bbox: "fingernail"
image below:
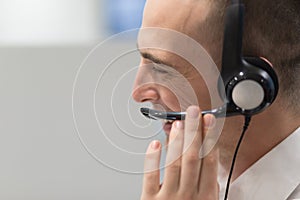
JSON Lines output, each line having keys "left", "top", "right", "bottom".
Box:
{"left": 204, "top": 114, "right": 216, "bottom": 128}
{"left": 187, "top": 106, "right": 200, "bottom": 119}
{"left": 151, "top": 140, "right": 160, "bottom": 149}
{"left": 174, "top": 121, "right": 183, "bottom": 129}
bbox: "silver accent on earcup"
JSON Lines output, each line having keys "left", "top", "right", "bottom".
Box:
{"left": 232, "top": 80, "right": 264, "bottom": 110}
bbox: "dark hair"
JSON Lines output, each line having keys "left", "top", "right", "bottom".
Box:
{"left": 213, "top": 0, "right": 300, "bottom": 113}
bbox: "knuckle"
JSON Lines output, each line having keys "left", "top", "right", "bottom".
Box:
{"left": 204, "top": 154, "right": 217, "bottom": 165}
{"left": 185, "top": 125, "right": 199, "bottom": 134}
{"left": 145, "top": 172, "right": 158, "bottom": 182}
{"left": 166, "top": 162, "right": 181, "bottom": 172}
{"left": 185, "top": 152, "right": 200, "bottom": 164}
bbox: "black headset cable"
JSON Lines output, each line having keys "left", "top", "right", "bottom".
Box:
{"left": 223, "top": 116, "right": 251, "bottom": 200}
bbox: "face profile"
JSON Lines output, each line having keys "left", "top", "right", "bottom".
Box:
{"left": 134, "top": 0, "right": 300, "bottom": 200}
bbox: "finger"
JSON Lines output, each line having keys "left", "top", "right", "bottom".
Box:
{"left": 142, "top": 140, "right": 162, "bottom": 196}
{"left": 162, "top": 120, "right": 184, "bottom": 192}
{"left": 199, "top": 114, "right": 217, "bottom": 159}
{"left": 180, "top": 106, "right": 202, "bottom": 192}
{"left": 198, "top": 114, "right": 219, "bottom": 198}
{"left": 198, "top": 148, "right": 219, "bottom": 197}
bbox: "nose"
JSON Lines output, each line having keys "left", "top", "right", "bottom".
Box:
{"left": 132, "top": 62, "right": 159, "bottom": 103}
{"left": 132, "top": 85, "right": 159, "bottom": 103}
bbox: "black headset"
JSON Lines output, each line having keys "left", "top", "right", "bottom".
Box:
{"left": 218, "top": 0, "right": 278, "bottom": 117}
{"left": 219, "top": 3, "right": 280, "bottom": 199}
{"left": 140, "top": 1, "right": 280, "bottom": 199}
{"left": 141, "top": 0, "right": 279, "bottom": 120}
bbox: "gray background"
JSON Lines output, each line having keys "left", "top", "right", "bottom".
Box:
{"left": 0, "top": 45, "right": 165, "bottom": 199}
{"left": 0, "top": 1, "right": 168, "bottom": 199}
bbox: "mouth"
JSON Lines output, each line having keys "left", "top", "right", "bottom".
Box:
{"left": 140, "top": 107, "right": 179, "bottom": 134}
{"left": 162, "top": 119, "right": 175, "bottom": 135}
{"left": 164, "top": 119, "right": 175, "bottom": 123}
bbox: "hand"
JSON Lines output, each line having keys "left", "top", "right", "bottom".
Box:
{"left": 141, "top": 106, "right": 219, "bottom": 200}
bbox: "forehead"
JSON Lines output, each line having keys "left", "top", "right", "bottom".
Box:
{"left": 138, "top": 0, "right": 217, "bottom": 66}
{"left": 141, "top": 0, "right": 212, "bottom": 34}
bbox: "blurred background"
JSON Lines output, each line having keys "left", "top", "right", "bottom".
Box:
{"left": 0, "top": 0, "right": 166, "bottom": 199}
{"left": 0, "top": 0, "right": 146, "bottom": 45}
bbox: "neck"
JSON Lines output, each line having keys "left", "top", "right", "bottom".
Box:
{"left": 218, "top": 97, "right": 300, "bottom": 181}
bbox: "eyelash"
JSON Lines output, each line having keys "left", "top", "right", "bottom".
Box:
{"left": 152, "top": 64, "right": 169, "bottom": 74}
{"left": 152, "top": 67, "right": 168, "bottom": 74}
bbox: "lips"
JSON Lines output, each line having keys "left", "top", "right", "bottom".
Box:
{"left": 151, "top": 105, "right": 176, "bottom": 134}
{"left": 163, "top": 119, "right": 175, "bottom": 135}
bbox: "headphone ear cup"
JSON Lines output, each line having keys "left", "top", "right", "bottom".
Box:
{"left": 244, "top": 57, "right": 279, "bottom": 94}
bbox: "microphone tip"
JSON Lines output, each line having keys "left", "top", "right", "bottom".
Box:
{"left": 140, "top": 107, "right": 149, "bottom": 114}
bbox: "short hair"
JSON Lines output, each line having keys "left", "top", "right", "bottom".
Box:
{"left": 211, "top": 0, "right": 300, "bottom": 114}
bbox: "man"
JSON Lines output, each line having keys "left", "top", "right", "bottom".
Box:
{"left": 132, "top": 0, "right": 300, "bottom": 199}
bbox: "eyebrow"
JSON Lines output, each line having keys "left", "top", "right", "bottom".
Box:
{"left": 137, "top": 43, "right": 175, "bottom": 67}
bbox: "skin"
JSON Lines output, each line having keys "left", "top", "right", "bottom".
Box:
{"left": 132, "top": 0, "right": 300, "bottom": 199}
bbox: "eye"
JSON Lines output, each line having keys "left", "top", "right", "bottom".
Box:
{"left": 152, "top": 64, "right": 169, "bottom": 74}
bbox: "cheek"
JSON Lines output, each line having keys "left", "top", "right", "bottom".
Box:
{"left": 191, "top": 78, "right": 212, "bottom": 109}
{"left": 189, "top": 72, "right": 223, "bottom": 110}
{"left": 159, "top": 88, "right": 182, "bottom": 111}
{"left": 154, "top": 69, "right": 221, "bottom": 111}
{"left": 155, "top": 76, "right": 213, "bottom": 111}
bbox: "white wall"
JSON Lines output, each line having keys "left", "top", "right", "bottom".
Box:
{"left": 0, "top": 45, "right": 160, "bottom": 200}
{"left": 0, "top": 1, "right": 163, "bottom": 199}
{"left": 0, "top": 0, "right": 102, "bottom": 45}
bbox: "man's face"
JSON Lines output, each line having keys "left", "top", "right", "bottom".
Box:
{"left": 132, "top": 0, "right": 223, "bottom": 136}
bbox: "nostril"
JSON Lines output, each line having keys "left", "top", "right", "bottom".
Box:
{"left": 141, "top": 98, "right": 153, "bottom": 103}
{"left": 132, "top": 87, "right": 159, "bottom": 103}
